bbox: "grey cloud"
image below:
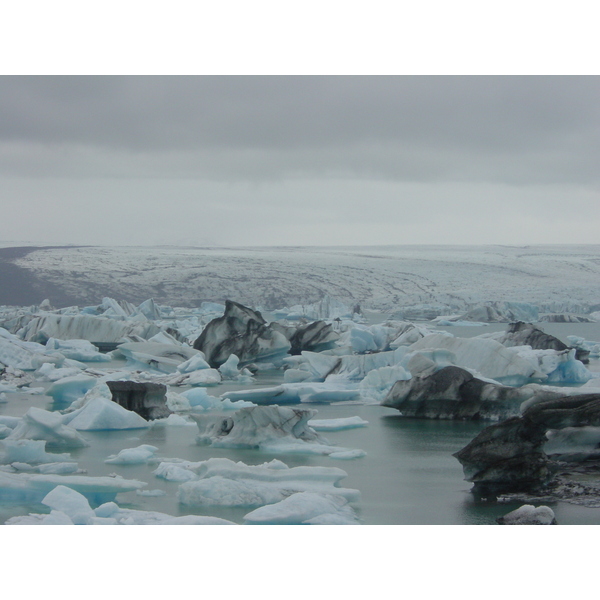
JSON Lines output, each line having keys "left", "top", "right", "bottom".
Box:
{"left": 0, "top": 76, "right": 598, "bottom": 149}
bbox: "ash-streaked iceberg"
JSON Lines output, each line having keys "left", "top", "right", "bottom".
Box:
{"left": 193, "top": 300, "right": 291, "bottom": 368}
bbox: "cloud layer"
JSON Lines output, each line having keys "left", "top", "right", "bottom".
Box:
{"left": 1, "top": 76, "right": 599, "bottom": 246}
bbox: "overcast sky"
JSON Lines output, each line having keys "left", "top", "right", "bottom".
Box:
{"left": 1, "top": 75, "right": 599, "bottom": 247}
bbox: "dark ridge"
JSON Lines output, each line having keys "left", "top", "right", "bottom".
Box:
{"left": 0, "top": 245, "right": 89, "bottom": 307}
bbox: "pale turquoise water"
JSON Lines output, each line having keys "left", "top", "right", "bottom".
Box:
{"left": 2, "top": 321, "right": 600, "bottom": 525}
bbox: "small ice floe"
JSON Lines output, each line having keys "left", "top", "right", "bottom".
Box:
{"left": 176, "top": 456, "right": 360, "bottom": 508}
{"left": 243, "top": 491, "right": 360, "bottom": 525}
{"left": 104, "top": 444, "right": 159, "bottom": 465}
{"left": 308, "top": 416, "right": 369, "bottom": 431}
{"left": 497, "top": 504, "right": 557, "bottom": 525}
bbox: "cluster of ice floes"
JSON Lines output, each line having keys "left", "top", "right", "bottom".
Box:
{"left": 4, "top": 485, "right": 235, "bottom": 525}
{"left": 2, "top": 293, "right": 599, "bottom": 525}
{"left": 6, "top": 480, "right": 359, "bottom": 525}
{"left": 0, "top": 471, "right": 146, "bottom": 506}
{"left": 159, "top": 456, "right": 360, "bottom": 506}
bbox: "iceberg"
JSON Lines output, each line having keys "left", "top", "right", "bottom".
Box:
{"left": 272, "top": 295, "right": 357, "bottom": 321}
{"left": 62, "top": 397, "right": 150, "bottom": 431}
{"left": 117, "top": 342, "right": 201, "bottom": 374}
{"left": 18, "top": 313, "right": 161, "bottom": 344}
{"left": 409, "top": 333, "right": 549, "bottom": 385}
{"left": 496, "top": 504, "right": 557, "bottom": 525}
{"left": 46, "top": 374, "right": 98, "bottom": 404}
{"left": 382, "top": 366, "right": 563, "bottom": 420}
{"left": 177, "top": 457, "right": 360, "bottom": 508}
{"left": 193, "top": 300, "right": 291, "bottom": 368}
{"left": 0, "top": 471, "right": 146, "bottom": 505}
{"left": 308, "top": 416, "right": 369, "bottom": 431}
{"left": 181, "top": 388, "right": 255, "bottom": 411}
{"left": 1, "top": 439, "right": 72, "bottom": 465}
{"left": 0, "top": 328, "right": 64, "bottom": 371}
{"left": 243, "top": 491, "right": 360, "bottom": 525}
{"left": 287, "top": 321, "right": 340, "bottom": 355}
{"left": 7, "top": 407, "right": 90, "bottom": 449}
{"left": 45, "top": 338, "right": 111, "bottom": 362}
{"left": 6, "top": 485, "right": 235, "bottom": 525}
{"left": 218, "top": 354, "right": 254, "bottom": 383}
{"left": 221, "top": 381, "right": 361, "bottom": 405}
{"left": 459, "top": 302, "right": 539, "bottom": 323}
{"left": 193, "top": 405, "right": 328, "bottom": 449}
{"left": 104, "top": 444, "right": 158, "bottom": 465}
{"left": 105, "top": 380, "right": 170, "bottom": 420}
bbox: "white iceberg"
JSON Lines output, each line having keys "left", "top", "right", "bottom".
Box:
{"left": 243, "top": 491, "right": 360, "bottom": 525}
{"left": 104, "top": 444, "right": 159, "bottom": 465}
{"left": 7, "top": 407, "right": 90, "bottom": 449}
{"left": 0, "top": 470, "right": 146, "bottom": 505}
{"left": 46, "top": 374, "right": 98, "bottom": 404}
{"left": 117, "top": 342, "right": 202, "bottom": 374}
{"left": 45, "top": 338, "right": 111, "bottom": 362}
{"left": 177, "top": 457, "right": 360, "bottom": 508}
{"left": 1, "top": 439, "right": 72, "bottom": 465}
{"left": 497, "top": 504, "right": 556, "bottom": 525}
{"left": 62, "top": 397, "right": 150, "bottom": 431}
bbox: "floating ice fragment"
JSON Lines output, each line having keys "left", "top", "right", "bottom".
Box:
{"left": 497, "top": 504, "right": 557, "bottom": 525}
{"left": 308, "top": 416, "right": 369, "bottom": 431}
{"left": 62, "top": 397, "right": 149, "bottom": 431}
{"left": 243, "top": 491, "right": 360, "bottom": 525}
{"left": 104, "top": 444, "right": 158, "bottom": 465}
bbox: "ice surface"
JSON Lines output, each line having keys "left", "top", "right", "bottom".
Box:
{"left": 18, "top": 313, "right": 161, "bottom": 344}
{"left": 181, "top": 388, "right": 255, "bottom": 411}
{"left": 35, "top": 363, "right": 85, "bottom": 382}
{"left": 1, "top": 439, "right": 71, "bottom": 464}
{"left": 544, "top": 426, "right": 600, "bottom": 457}
{"left": 5, "top": 485, "right": 234, "bottom": 525}
{"left": 409, "top": 333, "right": 549, "bottom": 384}
{"left": 567, "top": 335, "right": 600, "bottom": 358}
{"left": 221, "top": 382, "right": 361, "bottom": 405}
{"left": 9, "top": 246, "right": 600, "bottom": 321}
{"left": 7, "top": 407, "right": 90, "bottom": 449}
{"left": 62, "top": 397, "right": 150, "bottom": 431}
{"left": 117, "top": 342, "right": 201, "bottom": 374}
{"left": 497, "top": 504, "right": 556, "bottom": 525}
{"left": 308, "top": 416, "right": 369, "bottom": 431}
{"left": 272, "top": 295, "right": 355, "bottom": 321}
{"left": 193, "top": 405, "right": 327, "bottom": 449}
{"left": 243, "top": 491, "right": 360, "bottom": 525}
{"left": 218, "top": 354, "right": 254, "bottom": 383}
{"left": 45, "top": 338, "right": 111, "bottom": 362}
{"left": 46, "top": 374, "right": 98, "bottom": 404}
{"left": 0, "top": 470, "right": 146, "bottom": 505}
{"left": 104, "top": 444, "right": 158, "bottom": 465}
{"left": 176, "top": 353, "right": 211, "bottom": 373}
{"left": 176, "top": 457, "right": 360, "bottom": 508}
{"left": 0, "top": 329, "right": 63, "bottom": 371}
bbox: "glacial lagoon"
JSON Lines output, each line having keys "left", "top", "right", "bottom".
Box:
{"left": 2, "top": 320, "right": 600, "bottom": 525}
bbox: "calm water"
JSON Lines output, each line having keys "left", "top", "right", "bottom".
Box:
{"left": 2, "top": 320, "right": 600, "bottom": 525}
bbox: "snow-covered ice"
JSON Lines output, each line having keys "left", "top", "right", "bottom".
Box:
{"left": 243, "top": 491, "right": 360, "bottom": 525}
{"left": 176, "top": 457, "right": 360, "bottom": 508}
